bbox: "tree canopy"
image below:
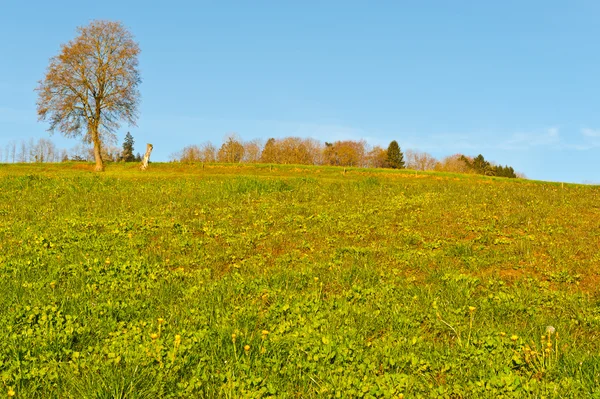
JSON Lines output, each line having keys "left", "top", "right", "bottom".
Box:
{"left": 36, "top": 20, "right": 141, "bottom": 171}
{"left": 386, "top": 140, "right": 405, "bottom": 169}
{"left": 122, "top": 132, "right": 135, "bottom": 162}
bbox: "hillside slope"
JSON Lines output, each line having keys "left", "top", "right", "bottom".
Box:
{"left": 1, "top": 163, "right": 599, "bottom": 397}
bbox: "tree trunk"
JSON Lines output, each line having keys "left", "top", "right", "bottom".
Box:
{"left": 140, "top": 143, "right": 153, "bottom": 170}
{"left": 91, "top": 131, "right": 104, "bottom": 172}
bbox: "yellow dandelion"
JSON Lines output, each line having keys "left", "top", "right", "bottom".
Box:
{"left": 468, "top": 306, "right": 476, "bottom": 313}
{"left": 244, "top": 345, "right": 250, "bottom": 351}
{"left": 510, "top": 335, "right": 518, "bottom": 342}
{"left": 8, "top": 388, "right": 15, "bottom": 397}
{"left": 157, "top": 318, "right": 165, "bottom": 325}
{"left": 150, "top": 333, "right": 158, "bottom": 340}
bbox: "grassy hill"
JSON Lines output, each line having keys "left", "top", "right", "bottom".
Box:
{"left": 1, "top": 163, "right": 599, "bottom": 397}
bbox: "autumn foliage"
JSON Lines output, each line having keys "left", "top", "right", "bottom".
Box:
{"left": 36, "top": 20, "right": 141, "bottom": 172}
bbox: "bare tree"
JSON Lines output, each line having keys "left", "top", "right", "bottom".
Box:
{"left": 17, "top": 141, "right": 28, "bottom": 163}
{"left": 199, "top": 142, "right": 217, "bottom": 163}
{"left": 405, "top": 149, "right": 437, "bottom": 171}
{"left": 242, "top": 139, "right": 263, "bottom": 163}
{"left": 8, "top": 141, "right": 16, "bottom": 163}
{"left": 177, "top": 145, "right": 201, "bottom": 163}
{"left": 69, "top": 143, "right": 93, "bottom": 161}
{"left": 36, "top": 20, "right": 141, "bottom": 171}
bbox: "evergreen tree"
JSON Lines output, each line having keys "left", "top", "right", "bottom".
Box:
{"left": 122, "top": 132, "right": 135, "bottom": 162}
{"left": 386, "top": 140, "right": 405, "bottom": 169}
{"left": 135, "top": 152, "right": 142, "bottom": 162}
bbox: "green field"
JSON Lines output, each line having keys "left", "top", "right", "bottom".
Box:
{"left": 1, "top": 163, "right": 599, "bottom": 398}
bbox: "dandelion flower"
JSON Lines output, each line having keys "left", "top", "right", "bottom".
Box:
{"left": 8, "top": 389, "right": 15, "bottom": 397}
{"left": 157, "top": 318, "right": 165, "bottom": 325}
{"left": 468, "top": 306, "right": 476, "bottom": 313}
{"left": 244, "top": 345, "right": 250, "bottom": 351}
{"left": 150, "top": 333, "right": 158, "bottom": 340}
{"left": 510, "top": 335, "right": 518, "bottom": 342}
{"left": 546, "top": 325, "right": 556, "bottom": 335}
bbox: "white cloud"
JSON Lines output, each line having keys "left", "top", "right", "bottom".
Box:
{"left": 582, "top": 128, "right": 600, "bottom": 138}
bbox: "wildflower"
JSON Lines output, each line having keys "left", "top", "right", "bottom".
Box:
{"left": 314, "top": 277, "right": 319, "bottom": 282}
{"left": 232, "top": 333, "right": 237, "bottom": 341}
{"left": 49, "top": 281, "right": 56, "bottom": 289}
{"left": 175, "top": 334, "right": 181, "bottom": 344}
{"left": 150, "top": 333, "right": 158, "bottom": 340}
{"left": 157, "top": 318, "right": 165, "bottom": 325}
{"left": 468, "top": 306, "right": 476, "bottom": 313}
{"left": 8, "top": 388, "right": 15, "bottom": 397}
{"left": 500, "top": 332, "right": 506, "bottom": 337}
{"left": 244, "top": 345, "right": 250, "bottom": 352}
{"left": 510, "top": 335, "right": 518, "bottom": 342}
{"left": 546, "top": 325, "right": 556, "bottom": 335}
{"left": 261, "top": 330, "right": 269, "bottom": 336}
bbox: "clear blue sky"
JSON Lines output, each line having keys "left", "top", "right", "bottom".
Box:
{"left": 1, "top": 1, "right": 599, "bottom": 183}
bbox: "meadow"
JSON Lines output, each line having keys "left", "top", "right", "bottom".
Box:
{"left": 0, "top": 162, "right": 599, "bottom": 398}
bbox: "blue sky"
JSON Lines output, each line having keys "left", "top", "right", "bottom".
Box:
{"left": 1, "top": 1, "right": 599, "bottom": 183}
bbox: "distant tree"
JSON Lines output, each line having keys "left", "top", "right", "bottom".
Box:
{"left": 457, "top": 154, "right": 518, "bottom": 178}
{"left": 491, "top": 164, "right": 517, "bottom": 178}
{"left": 260, "top": 138, "right": 278, "bottom": 163}
{"left": 435, "top": 154, "right": 472, "bottom": 173}
{"left": 199, "top": 142, "right": 217, "bottom": 163}
{"left": 386, "top": 140, "right": 405, "bottom": 169}
{"left": 217, "top": 134, "right": 245, "bottom": 163}
{"left": 135, "top": 152, "right": 142, "bottom": 162}
{"left": 17, "top": 141, "right": 28, "bottom": 163}
{"left": 366, "top": 145, "right": 387, "bottom": 168}
{"left": 60, "top": 149, "right": 69, "bottom": 162}
{"left": 278, "top": 137, "right": 313, "bottom": 165}
{"left": 178, "top": 145, "right": 201, "bottom": 163}
{"left": 122, "top": 132, "right": 136, "bottom": 162}
{"left": 36, "top": 20, "right": 141, "bottom": 172}
{"left": 261, "top": 138, "right": 278, "bottom": 163}
{"left": 242, "top": 139, "right": 263, "bottom": 163}
{"left": 405, "top": 149, "right": 437, "bottom": 171}
{"left": 323, "top": 140, "right": 366, "bottom": 167}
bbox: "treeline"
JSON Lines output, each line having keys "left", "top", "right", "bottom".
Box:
{"left": 171, "top": 134, "right": 521, "bottom": 178}
{"left": 0, "top": 132, "right": 142, "bottom": 164}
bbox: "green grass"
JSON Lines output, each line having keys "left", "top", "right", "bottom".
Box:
{"left": 1, "top": 162, "right": 599, "bottom": 398}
